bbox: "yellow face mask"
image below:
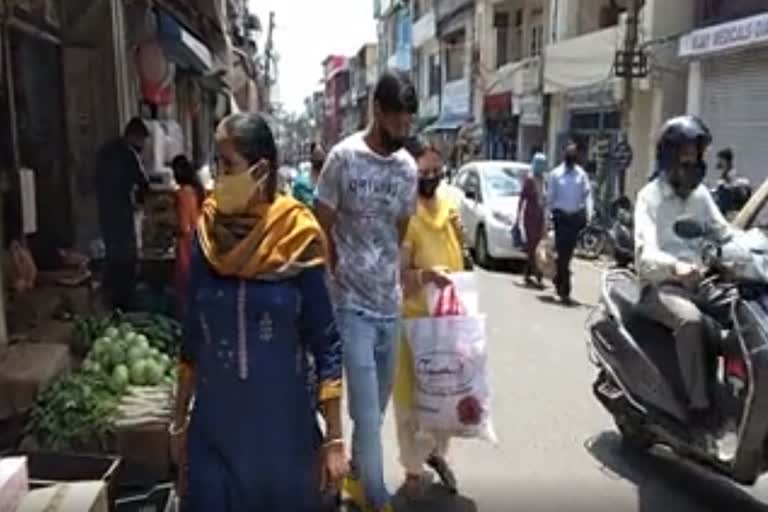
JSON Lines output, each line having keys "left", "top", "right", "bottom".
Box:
{"left": 213, "top": 163, "right": 269, "bottom": 215}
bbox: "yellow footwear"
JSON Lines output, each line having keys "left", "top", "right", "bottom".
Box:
{"left": 342, "top": 475, "right": 369, "bottom": 511}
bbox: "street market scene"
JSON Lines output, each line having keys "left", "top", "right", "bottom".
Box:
{"left": 2, "top": 0, "right": 768, "bottom": 511}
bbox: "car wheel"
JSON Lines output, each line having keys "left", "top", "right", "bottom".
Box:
{"left": 475, "top": 227, "right": 494, "bottom": 269}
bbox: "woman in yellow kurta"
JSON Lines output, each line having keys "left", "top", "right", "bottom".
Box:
{"left": 395, "top": 137, "right": 464, "bottom": 500}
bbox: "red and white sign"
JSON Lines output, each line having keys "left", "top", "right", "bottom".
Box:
{"left": 136, "top": 41, "right": 175, "bottom": 106}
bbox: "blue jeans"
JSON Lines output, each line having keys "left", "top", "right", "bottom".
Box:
{"left": 337, "top": 307, "right": 399, "bottom": 509}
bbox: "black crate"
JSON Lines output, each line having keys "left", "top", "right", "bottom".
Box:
{"left": 114, "top": 484, "right": 175, "bottom": 512}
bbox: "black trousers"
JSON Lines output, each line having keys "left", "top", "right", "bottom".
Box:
{"left": 101, "top": 217, "right": 138, "bottom": 311}
{"left": 552, "top": 209, "right": 587, "bottom": 299}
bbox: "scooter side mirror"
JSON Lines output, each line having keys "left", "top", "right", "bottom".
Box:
{"left": 674, "top": 217, "right": 706, "bottom": 239}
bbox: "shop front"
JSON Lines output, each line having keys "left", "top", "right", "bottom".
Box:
{"left": 483, "top": 92, "right": 517, "bottom": 161}
{"left": 681, "top": 11, "right": 768, "bottom": 185}
{"left": 425, "top": 78, "right": 472, "bottom": 172}
{"left": 559, "top": 84, "right": 621, "bottom": 177}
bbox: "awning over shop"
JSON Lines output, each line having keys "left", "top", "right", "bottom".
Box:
{"left": 157, "top": 11, "right": 213, "bottom": 72}
{"left": 424, "top": 112, "right": 471, "bottom": 133}
{"left": 415, "top": 116, "right": 438, "bottom": 133}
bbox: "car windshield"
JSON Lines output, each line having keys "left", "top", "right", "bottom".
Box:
{"left": 483, "top": 166, "right": 524, "bottom": 197}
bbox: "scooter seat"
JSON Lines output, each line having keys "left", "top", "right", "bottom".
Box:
{"left": 602, "top": 272, "right": 689, "bottom": 411}
{"left": 607, "top": 277, "right": 641, "bottom": 320}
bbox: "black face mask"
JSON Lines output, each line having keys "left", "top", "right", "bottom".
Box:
{"left": 311, "top": 160, "right": 324, "bottom": 172}
{"left": 668, "top": 162, "right": 702, "bottom": 199}
{"left": 564, "top": 155, "right": 576, "bottom": 166}
{"left": 418, "top": 176, "right": 441, "bottom": 198}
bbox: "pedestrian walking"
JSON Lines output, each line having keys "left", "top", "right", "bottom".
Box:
{"left": 393, "top": 136, "right": 461, "bottom": 501}
{"left": 94, "top": 117, "right": 150, "bottom": 310}
{"left": 315, "top": 69, "right": 419, "bottom": 512}
{"left": 293, "top": 142, "right": 326, "bottom": 208}
{"left": 171, "top": 155, "right": 204, "bottom": 318}
{"left": 517, "top": 151, "right": 548, "bottom": 288}
{"left": 170, "top": 112, "right": 347, "bottom": 512}
{"left": 547, "top": 140, "right": 592, "bottom": 305}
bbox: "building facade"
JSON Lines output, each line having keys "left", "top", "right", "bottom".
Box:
{"left": 322, "top": 55, "right": 350, "bottom": 146}
{"left": 681, "top": 0, "right": 768, "bottom": 186}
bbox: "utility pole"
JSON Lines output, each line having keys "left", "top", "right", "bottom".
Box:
{"left": 264, "top": 11, "right": 276, "bottom": 113}
{"left": 618, "top": 0, "right": 642, "bottom": 196}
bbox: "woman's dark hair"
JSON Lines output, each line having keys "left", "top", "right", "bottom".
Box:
{"left": 403, "top": 136, "right": 441, "bottom": 160}
{"left": 373, "top": 70, "right": 418, "bottom": 114}
{"left": 222, "top": 113, "right": 279, "bottom": 200}
{"left": 172, "top": 155, "right": 205, "bottom": 205}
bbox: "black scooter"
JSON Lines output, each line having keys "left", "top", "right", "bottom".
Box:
{"left": 587, "top": 218, "right": 768, "bottom": 485}
{"left": 609, "top": 202, "right": 634, "bottom": 269}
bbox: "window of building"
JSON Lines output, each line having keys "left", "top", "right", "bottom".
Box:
{"left": 494, "top": 9, "right": 510, "bottom": 68}
{"left": 413, "top": 0, "right": 431, "bottom": 21}
{"left": 445, "top": 30, "right": 466, "bottom": 82}
{"left": 428, "top": 53, "right": 441, "bottom": 96}
{"left": 514, "top": 9, "right": 524, "bottom": 61}
{"left": 529, "top": 9, "right": 544, "bottom": 57}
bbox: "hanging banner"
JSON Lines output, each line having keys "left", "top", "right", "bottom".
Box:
{"left": 136, "top": 41, "right": 176, "bottom": 106}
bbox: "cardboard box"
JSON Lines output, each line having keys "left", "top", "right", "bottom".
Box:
{"left": 17, "top": 481, "right": 108, "bottom": 512}
{"left": 0, "top": 456, "right": 29, "bottom": 512}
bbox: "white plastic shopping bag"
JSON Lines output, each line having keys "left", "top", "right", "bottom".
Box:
{"left": 404, "top": 275, "right": 497, "bottom": 443}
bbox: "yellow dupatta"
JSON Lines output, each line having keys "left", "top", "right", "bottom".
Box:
{"left": 197, "top": 194, "right": 328, "bottom": 280}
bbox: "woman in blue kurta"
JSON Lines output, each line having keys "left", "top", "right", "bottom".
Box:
{"left": 169, "top": 113, "right": 347, "bottom": 512}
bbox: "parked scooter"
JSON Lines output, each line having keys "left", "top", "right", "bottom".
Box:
{"left": 608, "top": 198, "right": 634, "bottom": 269}
{"left": 587, "top": 217, "right": 768, "bottom": 485}
{"left": 713, "top": 178, "right": 753, "bottom": 219}
{"left": 578, "top": 197, "right": 634, "bottom": 264}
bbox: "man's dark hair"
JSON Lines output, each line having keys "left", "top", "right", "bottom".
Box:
{"left": 717, "top": 148, "right": 733, "bottom": 164}
{"left": 373, "top": 69, "right": 418, "bottom": 114}
{"left": 124, "top": 117, "right": 150, "bottom": 138}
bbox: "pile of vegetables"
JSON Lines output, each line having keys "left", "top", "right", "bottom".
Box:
{"left": 27, "top": 372, "right": 120, "bottom": 451}
{"left": 83, "top": 323, "right": 176, "bottom": 390}
{"left": 28, "top": 312, "right": 182, "bottom": 451}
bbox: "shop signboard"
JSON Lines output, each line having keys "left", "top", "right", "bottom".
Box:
{"left": 564, "top": 84, "right": 615, "bottom": 110}
{"left": 520, "top": 94, "right": 543, "bottom": 126}
{"left": 680, "top": 12, "right": 768, "bottom": 58}
{"left": 442, "top": 79, "right": 470, "bottom": 116}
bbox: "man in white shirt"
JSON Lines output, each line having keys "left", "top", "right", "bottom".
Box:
{"left": 548, "top": 140, "right": 592, "bottom": 304}
{"left": 635, "top": 116, "right": 731, "bottom": 423}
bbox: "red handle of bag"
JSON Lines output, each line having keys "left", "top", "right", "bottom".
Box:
{"left": 433, "top": 285, "right": 465, "bottom": 317}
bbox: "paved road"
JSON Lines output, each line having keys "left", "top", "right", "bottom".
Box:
{"left": 364, "top": 263, "right": 768, "bottom": 512}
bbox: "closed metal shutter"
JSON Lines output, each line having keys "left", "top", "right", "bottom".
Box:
{"left": 701, "top": 47, "right": 768, "bottom": 186}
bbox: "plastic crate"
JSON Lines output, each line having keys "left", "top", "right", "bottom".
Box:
{"left": 114, "top": 484, "right": 175, "bottom": 512}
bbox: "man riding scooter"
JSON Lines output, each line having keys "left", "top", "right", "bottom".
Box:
{"left": 634, "top": 116, "right": 732, "bottom": 437}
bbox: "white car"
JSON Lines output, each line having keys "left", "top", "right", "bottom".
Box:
{"left": 447, "top": 160, "right": 531, "bottom": 267}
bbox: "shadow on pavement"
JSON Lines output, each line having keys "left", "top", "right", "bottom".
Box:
{"left": 391, "top": 484, "right": 478, "bottom": 512}
{"left": 342, "top": 486, "right": 477, "bottom": 512}
{"left": 535, "top": 294, "right": 594, "bottom": 309}
{"left": 586, "top": 431, "right": 768, "bottom": 512}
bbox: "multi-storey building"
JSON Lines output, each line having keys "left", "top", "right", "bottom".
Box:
{"left": 477, "top": 0, "right": 548, "bottom": 160}
{"left": 353, "top": 43, "right": 380, "bottom": 131}
{"left": 322, "top": 55, "right": 350, "bottom": 146}
{"left": 545, "top": 0, "right": 698, "bottom": 196}
{"left": 412, "top": 0, "right": 441, "bottom": 131}
{"left": 681, "top": 0, "right": 768, "bottom": 186}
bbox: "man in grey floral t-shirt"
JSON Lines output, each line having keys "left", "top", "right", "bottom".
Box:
{"left": 316, "top": 69, "right": 418, "bottom": 512}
